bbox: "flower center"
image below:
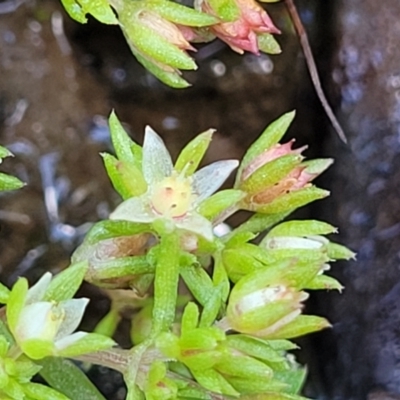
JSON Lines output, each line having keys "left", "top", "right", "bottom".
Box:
{"left": 151, "top": 175, "right": 193, "bottom": 218}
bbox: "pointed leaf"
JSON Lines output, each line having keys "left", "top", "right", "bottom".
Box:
{"left": 44, "top": 261, "right": 88, "bottom": 302}
{"left": 207, "top": 0, "right": 240, "bottom": 21}
{"left": 326, "top": 242, "right": 356, "bottom": 260}
{"left": 306, "top": 274, "right": 344, "bottom": 291}
{"left": 258, "top": 33, "right": 281, "bottom": 54}
{"left": 124, "top": 22, "right": 196, "bottom": 70}
{"left": 239, "top": 112, "right": 296, "bottom": 179}
{"left": 263, "top": 315, "right": 331, "bottom": 339}
{"left": 133, "top": 49, "right": 190, "bottom": 88}
{"left": 78, "top": 0, "right": 118, "bottom": 24}
{"left": 102, "top": 153, "right": 147, "bottom": 199}
{"left": 267, "top": 220, "right": 337, "bottom": 237}
{"left": 39, "top": 357, "right": 106, "bottom": 400}
{"left": 22, "top": 382, "right": 70, "bottom": 400}
{"left": 7, "top": 278, "right": 28, "bottom": 334}
{"left": 60, "top": 0, "right": 87, "bottom": 23}
{"left": 198, "top": 189, "right": 245, "bottom": 221}
{"left": 255, "top": 187, "right": 330, "bottom": 214}
{"left": 0, "top": 172, "right": 25, "bottom": 191}
{"left": 56, "top": 333, "right": 115, "bottom": 358}
{"left": 108, "top": 111, "right": 142, "bottom": 167}
{"left": 146, "top": 0, "right": 218, "bottom": 26}
{"left": 240, "top": 154, "right": 302, "bottom": 195}
{"left": 0, "top": 282, "right": 10, "bottom": 304}
{"left": 175, "top": 130, "right": 214, "bottom": 175}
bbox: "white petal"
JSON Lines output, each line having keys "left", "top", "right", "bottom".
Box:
{"left": 55, "top": 298, "right": 89, "bottom": 340}
{"left": 26, "top": 273, "right": 52, "bottom": 304}
{"left": 143, "top": 126, "right": 173, "bottom": 185}
{"left": 110, "top": 196, "right": 155, "bottom": 223}
{"left": 177, "top": 213, "right": 214, "bottom": 241}
{"left": 192, "top": 160, "right": 239, "bottom": 204}
{"left": 55, "top": 331, "right": 87, "bottom": 351}
{"left": 16, "top": 302, "right": 55, "bottom": 341}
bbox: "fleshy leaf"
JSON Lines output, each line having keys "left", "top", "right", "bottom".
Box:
{"left": 56, "top": 333, "right": 115, "bottom": 358}
{"left": 175, "top": 129, "right": 214, "bottom": 175}
{"left": 108, "top": 111, "right": 142, "bottom": 167}
{"left": 7, "top": 278, "right": 29, "bottom": 335}
{"left": 44, "top": 261, "right": 88, "bottom": 302}
{"left": 238, "top": 112, "right": 296, "bottom": 181}
{"left": 39, "top": 357, "right": 106, "bottom": 400}
{"left": 0, "top": 172, "right": 25, "bottom": 191}
{"left": 206, "top": 0, "right": 240, "bottom": 21}
{"left": 255, "top": 187, "right": 330, "bottom": 214}
{"left": 146, "top": 0, "right": 218, "bottom": 26}
{"left": 102, "top": 153, "right": 147, "bottom": 199}
{"left": 262, "top": 315, "right": 331, "bottom": 339}
{"left": 258, "top": 33, "right": 281, "bottom": 54}
{"left": 132, "top": 49, "right": 191, "bottom": 88}
{"left": 267, "top": 220, "right": 337, "bottom": 237}
{"left": 123, "top": 21, "right": 197, "bottom": 71}
{"left": 198, "top": 189, "right": 245, "bottom": 221}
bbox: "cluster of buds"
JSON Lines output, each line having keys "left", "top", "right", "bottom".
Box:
{"left": 235, "top": 111, "right": 332, "bottom": 215}
{"left": 61, "top": 0, "right": 281, "bottom": 87}
{"left": 198, "top": 0, "right": 281, "bottom": 55}
{"left": 155, "top": 302, "right": 292, "bottom": 397}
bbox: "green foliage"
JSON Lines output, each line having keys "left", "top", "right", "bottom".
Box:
{"left": 0, "top": 63, "right": 351, "bottom": 398}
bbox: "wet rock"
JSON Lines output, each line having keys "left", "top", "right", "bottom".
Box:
{"left": 309, "top": 0, "right": 400, "bottom": 398}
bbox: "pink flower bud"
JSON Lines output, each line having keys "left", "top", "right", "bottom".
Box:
{"left": 202, "top": 0, "right": 280, "bottom": 55}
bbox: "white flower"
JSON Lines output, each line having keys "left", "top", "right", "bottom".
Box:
{"left": 110, "top": 126, "right": 239, "bottom": 241}
{"left": 10, "top": 273, "right": 89, "bottom": 360}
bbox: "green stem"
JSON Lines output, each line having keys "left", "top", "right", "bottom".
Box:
{"left": 151, "top": 232, "right": 180, "bottom": 335}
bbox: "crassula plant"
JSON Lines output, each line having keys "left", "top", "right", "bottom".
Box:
{"left": 0, "top": 112, "right": 354, "bottom": 399}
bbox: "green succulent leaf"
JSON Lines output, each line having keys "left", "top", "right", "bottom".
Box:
{"left": 191, "top": 368, "right": 239, "bottom": 396}
{"left": 240, "top": 154, "right": 302, "bottom": 195}
{"left": 306, "top": 274, "right": 344, "bottom": 291}
{"left": 44, "top": 261, "right": 88, "bottom": 302}
{"left": 108, "top": 111, "right": 143, "bottom": 168}
{"left": 263, "top": 315, "right": 331, "bottom": 340}
{"left": 206, "top": 0, "right": 240, "bottom": 21}
{"left": 22, "top": 382, "right": 70, "bottom": 400}
{"left": 133, "top": 49, "right": 191, "bottom": 88}
{"left": 258, "top": 33, "right": 281, "bottom": 54}
{"left": 326, "top": 242, "right": 356, "bottom": 260}
{"left": 238, "top": 111, "right": 296, "bottom": 181}
{"left": 0, "top": 282, "right": 10, "bottom": 304}
{"left": 255, "top": 187, "right": 330, "bottom": 214}
{"left": 0, "top": 145, "right": 12, "bottom": 159}
{"left": 199, "top": 189, "right": 245, "bottom": 221}
{"left": 267, "top": 220, "right": 337, "bottom": 237}
{"left": 7, "top": 278, "right": 29, "bottom": 335}
{"left": 0, "top": 172, "right": 24, "bottom": 191}
{"left": 57, "top": 333, "right": 115, "bottom": 358}
{"left": 102, "top": 153, "right": 147, "bottom": 199}
{"left": 60, "top": 0, "right": 117, "bottom": 24}
{"left": 146, "top": 0, "right": 218, "bottom": 26}
{"left": 39, "top": 357, "right": 106, "bottom": 400}
{"left": 274, "top": 368, "right": 307, "bottom": 395}
{"left": 123, "top": 20, "right": 196, "bottom": 70}
{"left": 175, "top": 130, "right": 214, "bottom": 175}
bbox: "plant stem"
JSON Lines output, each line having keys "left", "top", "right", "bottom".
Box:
{"left": 151, "top": 232, "right": 180, "bottom": 335}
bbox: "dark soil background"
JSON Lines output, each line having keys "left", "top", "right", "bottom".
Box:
{"left": 1, "top": 0, "right": 400, "bottom": 398}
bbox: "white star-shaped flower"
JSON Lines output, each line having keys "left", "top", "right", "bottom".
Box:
{"left": 110, "top": 126, "right": 238, "bottom": 241}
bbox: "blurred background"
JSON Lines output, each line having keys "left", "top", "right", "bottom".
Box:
{"left": 1, "top": 0, "right": 400, "bottom": 398}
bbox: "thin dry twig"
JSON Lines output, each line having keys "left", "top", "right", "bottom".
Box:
{"left": 285, "top": 0, "right": 347, "bottom": 143}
